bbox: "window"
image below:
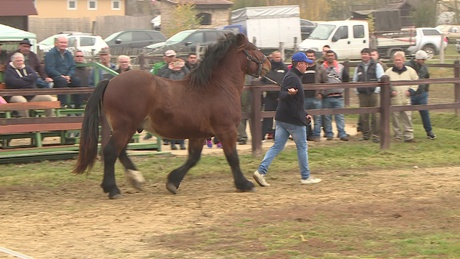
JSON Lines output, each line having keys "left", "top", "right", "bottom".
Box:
{"left": 353, "top": 25, "right": 365, "bottom": 38}
{"left": 112, "top": 0, "right": 121, "bottom": 10}
{"left": 67, "top": 0, "right": 77, "bottom": 10}
{"left": 186, "top": 32, "right": 204, "bottom": 44}
{"left": 196, "top": 13, "right": 212, "bottom": 25}
{"left": 80, "top": 37, "right": 96, "bottom": 47}
{"left": 88, "top": 0, "right": 97, "bottom": 10}
{"left": 333, "top": 26, "right": 348, "bottom": 40}
{"left": 132, "top": 32, "right": 151, "bottom": 41}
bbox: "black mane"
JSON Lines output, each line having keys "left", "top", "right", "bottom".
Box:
{"left": 189, "top": 33, "right": 239, "bottom": 87}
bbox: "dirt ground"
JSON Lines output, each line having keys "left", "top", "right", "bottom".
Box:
{"left": 0, "top": 156, "right": 459, "bottom": 259}
{"left": 1, "top": 125, "right": 459, "bottom": 258}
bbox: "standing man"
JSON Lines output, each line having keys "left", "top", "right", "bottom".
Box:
{"left": 253, "top": 52, "right": 322, "bottom": 187}
{"left": 321, "top": 50, "right": 349, "bottom": 141}
{"left": 150, "top": 50, "right": 176, "bottom": 76}
{"left": 115, "top": 55, "right": 131, "bottom": 74}
{"left": 45, "top": 36, "right": 81, "bottom": 108}
{"left": 353, "top": 48, "right": 384, "bottom": 143}
{"left": 385, "top": 51, "right": 418, "bottom": 142}
{"left": 8, "top": 38, "right": 53, "bottom": 88}
{"left": 89, "top": 48, "right": 116, "bottom": 86}
{"left": 406, "top": 50, "right": 436, "bottom": 139}
{"left": 185, "top": 53, "right": 199, "bottom": 71}
{"left": 302, "top": 49, "right": 328, "bottom": 141}
{"left": 260, "top": 50, "right": 288, "bottom": 140}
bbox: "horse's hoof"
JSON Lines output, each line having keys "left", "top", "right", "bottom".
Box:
{"left": 109, "top": 193, "right": 123, "bottom": 199}
{"left": 236, "top": 180, "right": 255, "bottom": 192}
{"left": 125, "top": 170, "right": 145, "bottom": 191}
{"left": 166, "top": 182, "right": 178, "bottom": 194}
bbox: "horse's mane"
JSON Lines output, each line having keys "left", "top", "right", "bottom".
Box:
{"left": 189, "top": 33, "right": 242, "bottom": 88}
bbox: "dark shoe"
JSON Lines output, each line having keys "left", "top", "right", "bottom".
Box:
{"left": 340, "top": 136, "right": 349, "bottom": 141}
{"left": 372, "top": 138, "right": 380, "bottom": 143}
{"left": 312, "top": 136, "right": 321, "bottom": 142}
{"left": 326, "top": 136, "right": 333, "bottom": 141}
{"left": 180, "top": 145, "right": 186, "bottom": 150}
{"left": 427, "top": 132, "right": 436, "bottom": 140}
{"left": 171, "top": 145, "right": 178, "bottom": 150}
{"left": 238, "top": 140, "right": 247, "bottom": 145}
{"left": 404, "top": 138, "right": 416, "bottom": 143}
{"left": 307, "top": 136, "right": 316, "bottom": 141}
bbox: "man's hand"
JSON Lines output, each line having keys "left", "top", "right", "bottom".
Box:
{"left": 45, "top": 77, "right": 53, "bottom": 83}
{"left": 287, "top": 88, "right": 298, "bottom": 95}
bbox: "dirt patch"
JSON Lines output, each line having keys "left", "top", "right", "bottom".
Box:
{"left": 0, "top": 166, "right": 459, "bottom": 258}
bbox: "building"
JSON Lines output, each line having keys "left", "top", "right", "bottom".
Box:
{"left": 0, "top": 0, "right": 37, "bottom": 31}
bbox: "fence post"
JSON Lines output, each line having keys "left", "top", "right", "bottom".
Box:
{"left": 138, "top": 53, "right": 145, "bottom": 70}
{"left": 250, "top": 80, "right": 263, "bottom": 156}
{"left": 380, "top": 75, "right": 391, "bottom": 149}
{"left": 454, "top": 60, "right": 460, "bottom": 117}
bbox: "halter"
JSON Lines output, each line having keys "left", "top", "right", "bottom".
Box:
{"left": 243, "top": 49, "right": 266, "bottom": 78}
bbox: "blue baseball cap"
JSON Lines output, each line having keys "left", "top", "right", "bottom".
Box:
{"left": 292, "top": 52, "right": 313, "bottom": 63}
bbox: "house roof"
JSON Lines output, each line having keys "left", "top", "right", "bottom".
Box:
{"left": 0, "top": 0, "right": 37, "bottom": 16}
{"left": 163, "top": 0, "right": 233, "bottom": 9}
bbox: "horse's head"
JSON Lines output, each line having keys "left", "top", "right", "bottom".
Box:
{"left": 236, "top": 34, "right": 271, "bottom": 78}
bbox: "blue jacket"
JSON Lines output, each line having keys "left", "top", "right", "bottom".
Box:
{"left": 45, "top": 47, "right": 76, "bottom": 78}
{"left": 4, "top": 62, "right": 39, "bottom": 101}
{"left": 275, "top": 67, "right": 308, "bottom": 126}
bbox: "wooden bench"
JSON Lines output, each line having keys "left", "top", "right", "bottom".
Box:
{"left": 0, "top": 101, "right": 83, "bottom": 148}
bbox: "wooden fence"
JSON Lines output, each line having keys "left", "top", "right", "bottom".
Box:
{"left": 1, "top": 61, "right": 460, "bottom": 158}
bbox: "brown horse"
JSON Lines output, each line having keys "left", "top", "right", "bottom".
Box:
{"left": 72, "top": 33, "right": 271, "bottom": 198}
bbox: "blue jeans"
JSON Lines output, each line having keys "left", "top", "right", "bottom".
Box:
{"left": 258, "top": 121, "right": 311, "bottom": 180}
{"left": 304, "top": 97, "right": 322, "bottom": 137}
{"left": 411, "top": 91, "right": 432, "bottom": 133}
{"left": 323, "top": 97, "right": 347, "bottom": 138}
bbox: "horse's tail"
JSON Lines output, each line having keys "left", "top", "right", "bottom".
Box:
{"left": 72, "top": 80, "right": 110, "bottom": 175}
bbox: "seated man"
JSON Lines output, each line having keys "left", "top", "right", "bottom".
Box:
{"left": 8, "top": 38, "right": 54, "bottom": 88}
{"left": 4, "top": 52, "right": 54, "bottom": 117}
{"left": 89, "top": 48, "right": 116, "bottom": 86}
{"left": 45, "top": 36, "right": 81, "bottom": 108}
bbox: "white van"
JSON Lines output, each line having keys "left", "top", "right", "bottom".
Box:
{"left": 299, "top": 20, "right": 369, "bottom": 60}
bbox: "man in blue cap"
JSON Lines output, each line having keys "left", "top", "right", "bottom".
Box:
{"left": 253, "top": 52, "right": 322, "bottom": 186}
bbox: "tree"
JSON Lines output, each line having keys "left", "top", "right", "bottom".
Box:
{"left": 163, "top": 1, "right": 202, "bottom": 37}
{"left": 412, "top": 0, "right": 437, "bottom": 27}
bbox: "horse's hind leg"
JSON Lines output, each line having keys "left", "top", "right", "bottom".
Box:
{"left": 101, "top": 137, "right": 123, "bottom": 199}
{"left": 118, "top": 147, "right": 145, "bottom": 191}
{"left": 217, "top": 132, "right": 254, "bottom": 192}
{"left": 101, "top": 130, "right": 136, "bottom": 199}
{"left": 166, "top": 138, "right": 204, "bottom": 194}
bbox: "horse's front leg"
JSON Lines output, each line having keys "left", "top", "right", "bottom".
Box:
{"left": 166, "top": 138, "right": 204, "bottom": 194}
{"left": 217, "top": 131, "right": 255, "bottom": 192}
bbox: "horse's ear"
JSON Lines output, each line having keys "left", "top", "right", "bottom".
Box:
{"left": 236, "top": 33, "right": 247, "bottom": 44}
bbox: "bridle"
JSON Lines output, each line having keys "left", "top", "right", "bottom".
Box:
{"left": 243, "top": 49, "right": 266, "bottom": 78}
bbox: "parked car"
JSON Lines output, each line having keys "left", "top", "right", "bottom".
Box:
{"left": 38, "top": 32, "right": 108, "bottom": 56}
{"left": 143, "top": 29, "right": 229, "bottom": 57}
{"left": 104, "top": 30, "right": 166, "bottom": 51}
{"left": 435, "top": 24, "right": 460, "bottom": 43}
{"left": 406, "top": 27, "right": 448, "bottom": 59}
